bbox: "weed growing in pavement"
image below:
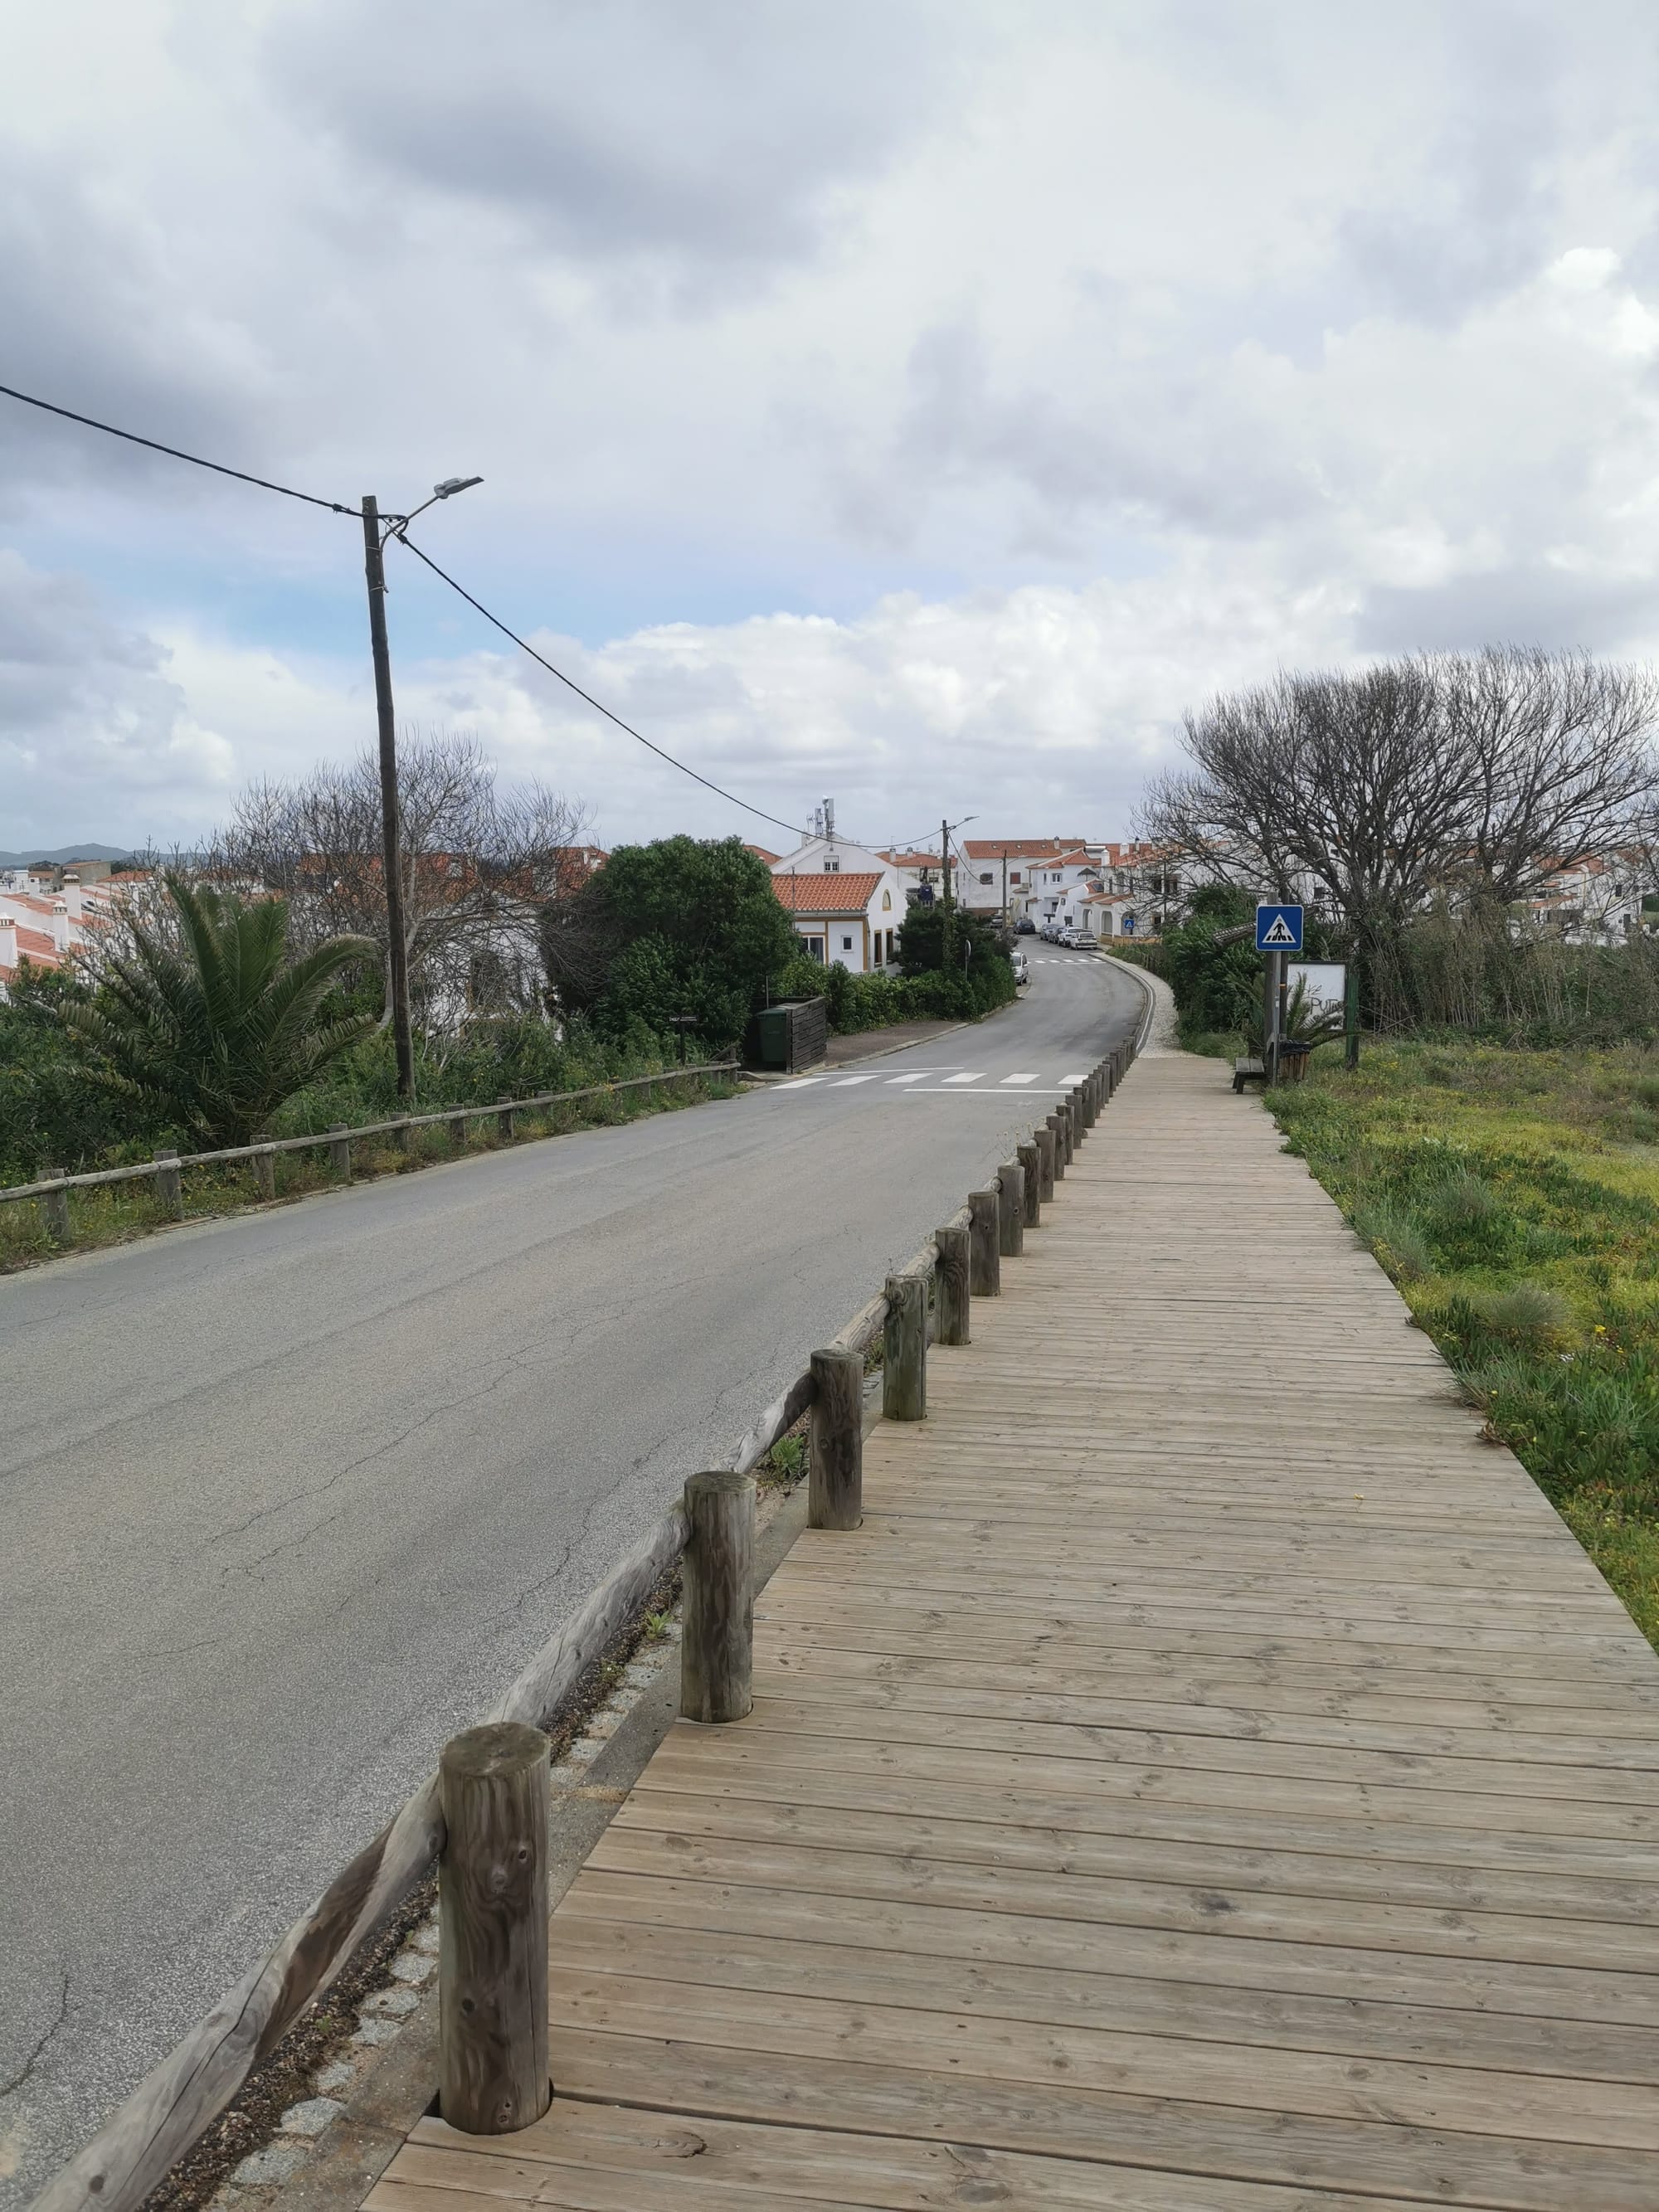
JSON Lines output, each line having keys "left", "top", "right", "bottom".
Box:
{"left": 757, "top": 1432, "right": 806, "bottom": 1490}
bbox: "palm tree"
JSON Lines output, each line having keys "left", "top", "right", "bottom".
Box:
{"left": 61, "top": 874, "right": 378, "bottom": 1147}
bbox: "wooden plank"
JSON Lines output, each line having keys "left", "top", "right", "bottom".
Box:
{"left": 613, "top": 1781, "right": 1659, "bottom": 1921}
{"left": 731, "top": 1696, "right": 1659, "bottom": 1807}
{"left": 633, "top": 1716, "right": 1659, "bottom": 1840}
{"left": 630, "top": 1742, "right": 1659, "bottom": 1879}
{"left": 549, "top": 1905, "right": 1659, "bottom": 2083}
{"left": 586, "top": 1829, "right": 1659, "bottom": 1978}
{"left": 747, "top": 1659, "right": 1659, "bottom": 1765}
{"left": 544, "top": 1969, "right": 1659, "bottom": 2149}
{"left": 542, "top": 2028, "right": 1659, "bottom": 2210}
{"left": 355, "top": 1052, "right": 1659, "bottom": 2211}
{"left": 396, "top": 2107, "right": 1446, "bottom": 2211}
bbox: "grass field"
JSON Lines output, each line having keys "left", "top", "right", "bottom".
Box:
{"left": 1259, "top": 1039, "right": 1659, "bottom": 1650}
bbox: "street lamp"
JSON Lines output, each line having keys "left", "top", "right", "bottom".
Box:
{"left": 360, "top": 476, "right": 483, "bottom": 1099}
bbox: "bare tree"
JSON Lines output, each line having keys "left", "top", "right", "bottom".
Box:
{"left": 1443, "top": 647, "right": 1656, "bottom": 907}
{"left": 1141, "top": 650, "right": 1657, "bottom": 960}
{"left": 210, "top": 732, "right": 592, "bottom": 1029}
{"left": 1141, "top": 660, "right": 1457, "bottom": 948}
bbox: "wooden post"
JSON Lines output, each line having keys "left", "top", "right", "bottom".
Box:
{"left": 969, "top": 1189, "right": 1000, "bottom": 1296}
{"left": 497, "top": 1099, "right": 516, "bottom": 1141}
{"left": 1046, "top": 1112, "right": 1066, "bottom": 1178}
{"left": 40, "top": 1169, "right": 71, "bottom": 1244}
{"left": 252, "top": 1136, "right": 277, "bottom": 1202}
{"left": 328, "top": 1124, "right": 353, "bottom": 1181}
{"left": 809, "top": 1347, "right": 863, "bottom": 1529}
{"left": 1034, "top": 1124, "right": 1056, "bottom": 1201}
{"left": 1057, "top": 1101, "right": 1075, "bottom": 1164}
{"left": 1071, "top": 1086, "right": 1087, "bottom": 1143}
{"left": 153, "top": 1149, "right": 183, "bottom": 1220}
{"left": 449, "top": 1113, "right": 469, "bottom": 1150}
{"left": 1017, "top": 1140, "right": 1040, "bottom": 1227}
{"left": 883, "top": 1272, "right": 927, "bottom": 1420}
{"left": 1082, "top": 1075, "right": 1098, "bottom": 1126}
{"left": 394, "top": 1117, "right": 414, "bottom": 1155}
{"left": 934, "top": 1222, "right": 971, "bottom": 1344}
{"left": 438, "top": 1721, "right": 552, "bottom": 2136}
{"left": 997, "top": 1161, "right": 1024, "bottom": 1257}
{"left": 681, "top": 1470, "right": 755, "bottom": 1723}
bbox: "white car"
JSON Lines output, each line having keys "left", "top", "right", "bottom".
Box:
{"left": 1061, "top": 929, "right": 1093, "bottom": 950}
{"left": 1010, "top": 949, "right": 1029, "bottom": 984}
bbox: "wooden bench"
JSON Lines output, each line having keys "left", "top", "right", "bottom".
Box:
{"left": 1232, "top": 1055, "right": 1266, "bottom": 1091}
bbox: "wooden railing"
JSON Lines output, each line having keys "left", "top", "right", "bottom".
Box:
{"left": 2, "top": 1062, "right": 737, "bottom": 1237}
{"left": 32, "top": 1036, "right": 1137, "bottom": 2212}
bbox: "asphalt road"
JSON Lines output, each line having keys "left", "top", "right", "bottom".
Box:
{"left": 0, "top": 948, "right": 1143, "bottom": 2202}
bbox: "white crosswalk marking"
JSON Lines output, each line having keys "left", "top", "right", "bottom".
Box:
{"left": 833, "top": 1074, "right": 878, "bottom": 1087}
{"left": 1001, "top": 1073, "right": 1039, "bottom": 1085}
{"left": 1062, "top": 1072, "right": 1085, "bottom": 1084}
{"left": 777, "top": 1077, "right": 825, "bottom": 1089}
{"left": 886, "top": 1072, "right": 927, "bottom": 1084}
{"left": 943, "top": 1072, "right": 985, "bottom": 1084}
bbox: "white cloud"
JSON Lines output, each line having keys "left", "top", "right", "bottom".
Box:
{"left": 6, "top": 1, "right": 1659, "bottom": 848}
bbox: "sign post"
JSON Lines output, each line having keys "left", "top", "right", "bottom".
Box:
{"left": 1255, "top": 904, "right": 1304, "bottom": 1084}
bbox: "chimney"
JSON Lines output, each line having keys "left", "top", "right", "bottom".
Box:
{"left": 59, "top": 882, "right": 84, "bottom": 921}
{"left": 0, "top": 915, "right": 16, "bottom": 969}
{"left": 50, "top": 900, "right": 71, "bottom": 952}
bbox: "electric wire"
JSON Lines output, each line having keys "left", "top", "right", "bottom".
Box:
{"left": 0, "top": 381, "right": 362, "bottom": 515}
{"left": 394, "top": 530, "right": 809, "bottom": 842}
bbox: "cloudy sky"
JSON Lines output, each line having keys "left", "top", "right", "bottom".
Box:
{"left": 5, "top": 0, "right": 1659, "bottom": 854}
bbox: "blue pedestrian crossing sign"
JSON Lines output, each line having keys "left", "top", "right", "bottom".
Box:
{"left": 1256, "top": 902, "right": 1304, "bottom": 953}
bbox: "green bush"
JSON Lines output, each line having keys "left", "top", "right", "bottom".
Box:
{"left": 553, "top": 837, "right": 797, "bottom": 1052}
{"left": 766, "top": 908, "right": 1017, "bottom": 1037}
{"left": 0, "top": 964, "right": 170, "bottom": 1180}
{"left": 274, "top": 1014, "right": 660, "bottom": 1133}
{"left": 1354, "top": 1198, "right": 1434, "bottom": 1283}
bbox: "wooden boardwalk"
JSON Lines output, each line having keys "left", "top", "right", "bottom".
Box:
{"left": 371, "top": 1052, "right": 1659, "bottom": 2209}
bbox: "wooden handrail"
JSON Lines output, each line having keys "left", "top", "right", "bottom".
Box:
{"left": 29, "top": 1036, "right": 1140, "bottom": 2212}
{"left": 0, "top": 1063, "right": 738, "bottom": 1207}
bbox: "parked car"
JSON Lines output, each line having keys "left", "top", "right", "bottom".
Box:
{"left": 1010, "top": 949, "right": 1029, "bottom": 984}
{"left": 1014, "top": 916, "right": 1036, "bottom": 935}
{"left": 1062, "top": 928, "right": 1093, "bottom": 949}
{"left": 1039, "top": 921, "right": 1063, "bottom": 942}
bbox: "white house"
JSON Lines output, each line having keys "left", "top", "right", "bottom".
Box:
{"left": 960, "top": 838, "right": 1097, "bottom": 921}
{"left": 876, "top": 848, "right": 946, "bottom": 901}
{"left": 0, "top": 872, "right": 127, "bottom": 999}
{"left": 772, "top": 868, "right": 905, "bottom": 972}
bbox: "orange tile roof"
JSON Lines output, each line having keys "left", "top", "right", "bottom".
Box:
{"left": 744, "top": 844, "right": 781, "bottom": 865}
{"left": 0, "top": 926, "right": 61, "bottom": 970}
{"left": 878, "top": 849, "right": 942, "bottom": 868}
{"left": 963, "top": 837, "right": 1093, "bottom": 859}
{"left": 773, "top": 871, "right": 883, "bottom": 914}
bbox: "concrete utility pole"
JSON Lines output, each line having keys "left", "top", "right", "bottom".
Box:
{"left": 362, "top": 494, "right": 415, "bottom": 1101}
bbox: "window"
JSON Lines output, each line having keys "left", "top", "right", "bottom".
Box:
{"left": 1010, "top": 871, "right": 1021, "bottom": 884}
{"left": 823, "top": 859, "right": 839, "bottom": 873}
{"left": 805, "top": 935, "right": 825, "bottom": 961}
{"left": 842, "top": 935, "right": 854, "bottom": 951}
{"left": 979, "top": 872, "right": 993, "bottom": 884}
{"left": 881, "top": 888, "right": 892, "bottom": 909}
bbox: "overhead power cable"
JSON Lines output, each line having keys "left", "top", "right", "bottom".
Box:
{"left": 394, "top": 530, "right": 808, "bottom": 842}
{"left": 0, "top": 381, "right": 361, "bottom": 515}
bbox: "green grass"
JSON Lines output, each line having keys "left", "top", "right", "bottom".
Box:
{"left": 0, "top": 1072, "right": 744, "bottom": 1274}
{"left": 1267, "top": 1038, "right": 1659, "bottom": 1648}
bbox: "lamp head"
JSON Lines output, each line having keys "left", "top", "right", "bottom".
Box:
{"left": 432, "top": 475, "right": 483, "bottom": 499}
